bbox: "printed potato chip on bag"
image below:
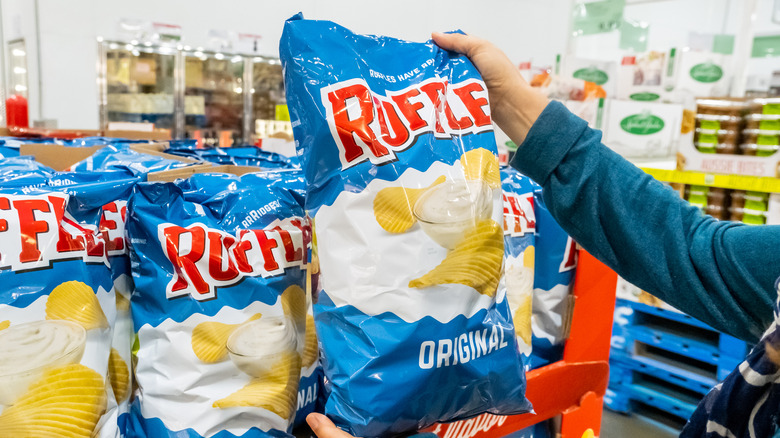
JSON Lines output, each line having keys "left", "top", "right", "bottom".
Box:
{"left": 281, "top": 14, "right": 531, "bottom": 437}
{"left": 126, "top": 172, "right": 311, "bottom": 437}
{"left": 0, "top": 172, "right": 137, "bottom": 438}
{"left": 501, "top": 167, "right": 538, "bottom": 357}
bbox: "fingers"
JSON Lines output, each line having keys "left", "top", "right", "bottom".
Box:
{"left": 431, "top": 32, "right": 482, "bottom": 56}
{"left": 307, "top": 413, "right": 357, "bottom": 438}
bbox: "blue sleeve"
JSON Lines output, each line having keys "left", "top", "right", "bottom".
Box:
{"left": 510, "top": 101, "right": 780, "bottom": 342}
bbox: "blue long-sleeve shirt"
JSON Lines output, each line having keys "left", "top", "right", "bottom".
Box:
{"left": 511, "top": 101, "right": 780, "bottom": 343}
{"left": 511, "top": 101, "right": 780, "bottom": 437}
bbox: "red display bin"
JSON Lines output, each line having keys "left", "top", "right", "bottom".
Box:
{"left": 424, "top": 250, "right": 618, "bottom": 438}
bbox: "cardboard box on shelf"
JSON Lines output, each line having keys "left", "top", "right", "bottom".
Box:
{"left": 561, "top": 56, "right": 617, "bottom": 97}
{"left": 616, "top": 52, "right": 668, "bottom": 102}
{"left": 146, "top": 164, "right": 263, "bottom": 182}
{"left": 19, "top": 141, "right": 198, "bottom": 171}
{"left": 603, "top": 99, "right": 683, "bottom": 159}
{"left": 665, "top": 49, "right": 732, "bottom": 99}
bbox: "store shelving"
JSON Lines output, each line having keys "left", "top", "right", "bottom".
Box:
{"left": 641, "top": 167, "right": 780, "bottom": 193}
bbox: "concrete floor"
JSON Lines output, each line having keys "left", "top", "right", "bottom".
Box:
{"left": 601, "top": 409, "right": 680, "bottom": 438}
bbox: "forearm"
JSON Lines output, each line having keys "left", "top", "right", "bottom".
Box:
{"left": 509, "top": 101, "right": 779, "bottom": 342}
{"left": 492, "top": 82, "right": 548, "bottom": 146}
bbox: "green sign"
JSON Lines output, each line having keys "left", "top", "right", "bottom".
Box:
{"left": 629, "top": 92, "right": 660, "bottom": 102}
{"left": 689, "top": 63, "right": 723, "bottom": 83}
{"left": 619, "top": 18, "right": 649, "bottom": 52}
{"left": 752, "top": 35, "right": 780, "bottom": 58}
{"left": 621, "top": 114, "right": 665, "bottom": 135}
{"left": 571, "top": 0, "right": 625, "bottom": 36}
{"left": 572, "top": 67, "right": 609, "bottom": 85}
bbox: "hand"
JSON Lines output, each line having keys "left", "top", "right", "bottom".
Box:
{"left": 432, "top": 32, "right": 548, "bottom": 145}
{"left": 307, "top": 413, "right": 357, "bottom": 438}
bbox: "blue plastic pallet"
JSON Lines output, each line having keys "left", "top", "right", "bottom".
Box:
{"left": 610, "top": 354, "right": 716, "bottom": 395}
{"left": 606, "top": 358, "right": 702, "bottom": 420}
{"left": 613, "top": 299, "right": 750, "bottom": 363}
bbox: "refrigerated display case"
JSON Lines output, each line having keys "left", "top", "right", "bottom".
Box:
{"left": 252, "top": 57, "right": 292, "bottom": 141}
{"left": 184, "top": 50, "right": 245, "bottom": 147}
{"left": 98, "top": 42, "right": 288, "bottom": 144}
{"left": 99, "top": 41, "right": 178, "bottom": 131}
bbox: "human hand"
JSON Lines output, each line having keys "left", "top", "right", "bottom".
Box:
{"left": 307, "top": 413, "right": 357, "bottom": 438}
{"left": 432, "top": 32, "right": 548, "bottom": 145}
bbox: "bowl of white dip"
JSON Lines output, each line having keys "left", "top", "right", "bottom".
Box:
{"left": 0, "top": 320, "right": 87, "bottom": 405}
{"left": 413, "top": 179, "right": 493, "bottom": 249}
{"left": 226, "top": 316, "right": 298, "bottom": 378}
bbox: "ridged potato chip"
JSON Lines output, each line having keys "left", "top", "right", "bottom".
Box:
{"left": 191, "top": 314, "right": 262, "bottom": 363}
{"left": 281, "top": 285, "right": 306, "bottom": 327}
{"left": 0, "top": 320, "right": 9, "bottom": 331}
{"left": 373, "top": 175, "right": 446, "bottom": 233}
{"left": 302, "top": 314, "right": 318, "bottom": 368}
{"left": 461, "top": 148, "right": 500, "bottom": 189}
{"left": 409, "top": 219, "right": 504, "bottom": 296}
{"left": 115, "top": 292, "right": 130, "bottom": 312}
{"left": 108, "top": 348, "right": 130, "bottom": 402}
{"left": 513, "top": 295, "right": 533, "bottom": 346}
{"left": 523, "top": 246, "right": 535, "bottom": 268}
{"left": 213, "top": 350, "right": 301, "bottom": 419}
{"left": 0, "top": 363, "right": 106, "bottom": 438}
{"left": 45, "top": 281, "right": 109, "bottom": 331}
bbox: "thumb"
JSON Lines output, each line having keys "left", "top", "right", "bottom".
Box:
{"left": 432, "top": 32, "right": 479, "bottom": 56}
{"left": 307, "top": 413, "right": 357, "bottom": 438}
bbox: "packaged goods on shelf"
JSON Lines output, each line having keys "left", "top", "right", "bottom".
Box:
{"left": 602, "top": 99, "right": 683, "bottom": 158}
{"left": 126, "top": 171, "right": 313, "bottom": 437}
{"left": 678, "top": 97, "right": 780, "bottom": 177}
{"left": 681, "top": 185, "right": 769, "bottom": 224}
{"left": 616, "top": 52, "right": 667, "bottom": 102}
{"left": 560, "top": 56, "right": 617, "bottom": 97}
{"left": 665, "top": 49, "right": 732, "bottom": 99}
{"left": 281, "top": 14, "right": 531, "bottom": 437}
{"left": 0, "top": 164, "right": 137, "bottom": 437}
{"left": 530, "top": 191, "right": 577, "bottom": 368}
{"left": 501, "top": 167, "right": 538, "bottom": 358}
{"left": 532, "top": 72, "right": 606, "bottom": 102}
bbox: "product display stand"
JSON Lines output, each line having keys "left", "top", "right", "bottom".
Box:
{"left": 424, "top": 251, "right": 618, "bottom": 438}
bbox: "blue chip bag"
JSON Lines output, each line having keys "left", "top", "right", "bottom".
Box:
{"left": 501, "top": 167, "right": 538, "bottom": 359}
{"left": 281, "top": 14, "right": 531, "bottom": 437}
{"left": 126, "top": 172, "right": 313, "bottom": 437}
{"left": 0, "top": 173, "right": 137, "bottom": 437}
{"left": 70, "top": 143, "right": 195, "bottom": 179}
{"left": 529, "top": 190, "right": 578, "bottom": 368}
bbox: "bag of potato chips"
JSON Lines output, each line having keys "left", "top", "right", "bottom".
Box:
{"left": 529, "top": 190, "right": 578, "bottom": 368}
{"left": 0, "top": 173, "right": 137, "bottom": 438}
{"left": 126, "top": 172, "right": 312, "bottom": 437}
{"left": 501, "top": 167, "right": 538, "bottom": 359}
{"left": 281, "top": 14, "right": 531, "bottom": 437}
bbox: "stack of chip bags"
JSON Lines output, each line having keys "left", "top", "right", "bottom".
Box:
{"left": 501, "top": 167, "right": 538, "bottom": 359}
{"left": 0, "top": 161, "right": 138, "bottom": 437}
{"left": 126, "top": 171, "right": 313, "bottom": 437}
{"left": 529, "top": 190, "right": 578, "bottom": 368}
{"left": 281, "top": 14, "right": 531, "bottom": 436}
{"left": 69, "top": 143, "right": 196, "bottom": 179}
